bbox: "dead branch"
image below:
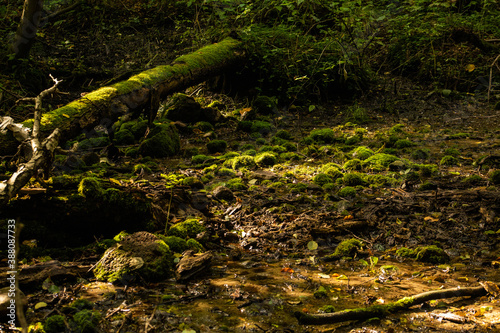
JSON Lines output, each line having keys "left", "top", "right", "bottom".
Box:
{"left": 295, "top": 285, "right": 487, "bottom": 325}
{"left": 0, "top": 75, "right": 62, "bottom": 207}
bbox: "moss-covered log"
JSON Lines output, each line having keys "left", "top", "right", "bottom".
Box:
{"left": 295, "top": 285, "right": 487, "bottom": 325}
{"left": 0, "top": 37, "right": 245, "bottom": 153}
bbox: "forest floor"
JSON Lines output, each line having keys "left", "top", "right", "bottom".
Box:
{"left": 2, "top": 80, "right": 500, "bottom": 333}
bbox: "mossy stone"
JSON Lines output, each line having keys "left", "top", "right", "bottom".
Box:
{"left": 490, "top": 170, "right": 500, "bottom": 185}
{"left": 252, "top": 95, "right": 277, "bottom": 115}
{"left": 255, "top": 152, "right": 277, "bottom": 167}
{"left": 78, "top": 137, "right": 110, "bottom": 150}
{"left": 415, "top": 246, "right": 449, "bottom": 264}
{"left": 363, "top": 153, "right": 400, "bottom": 170}
{"left": 313, "top": 173, "right": 333, "bottom": 186}
{"left": 78, "top": 177, "right": 103, "bottom": 199}
{"left": 114, "top": 129, "right": 135, "bottom": 145}
{"left": 343, "top": 158, "right": 363, "bottom": 171}
{"left": 326, "top": 238, "right": 363, "bottom": 260}
{"left": 44, "top": 315, "right": 66, "bottom": 333}
{"left": 275, "top": 129, "right": 293, "bottom": 140}
{"left": 343, "top": 173, "right": 366, "bottom": 186}
{"left": 187, "top": 238, "right": 205, "bottom": 252}
{"left": 251, "top": 120, "right": 273, "bottom": 136}
{"left": 440, "top": 155, "right": 458, "bottom": 166}
{"left": 207, "top": 140, "right": 227, "bottom": 153}
{"left": 231, "top": 155, "right": 256, "bottom": 169}
{"left": 158, "top": 235, "right": 189, "bottom": 253}
{"left": 168, "top": 219, "right": 206, "bottom": 239}
{"left": 130, "top": 120, "right": 148, "bottom": 138}
{"left": 309, "top": 128, "right": 337, "bottom": 144}
{"left": 162, "top": 93, "right": 202, "bottom": 123}
{"left": 338, "top": 186, "right": 357, "bottom": 198}
{"left": 226, "top": 178, "right": 248, "bottom": 191}
{"left": 351, "top": 146, "right": 374, "bottom": 160}
{"left": 182, "top": 176, "right": 204, "bottom": 189}
{"left": 138, "top": 123, "right": 180, "bottom": 158}
{"left": 71, "top": 309, "right": 101, "bottom": 333}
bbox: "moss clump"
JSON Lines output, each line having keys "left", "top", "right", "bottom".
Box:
{"left": 113, "top": 129, "right": 135, "bottom": 145}
{"left": 192, "top": 154, "right": 215, "bottom": 164}
{"left": 217, "top": 167, "right": 236, "bottom": 176}
{"left": 338, "top": 186, "right": 357, "bottom": 198}
{"left": 313, "top": 286, "right": 328, "bottom": 298}
{"left": 78, "top": 177, "right": 103, "bottom": 199}
{"left": 69, "top": 299, "right": 94, "bottom": 311}
{"left": 288, "top": 183, "right": 308, "bottom": 193}
{"left": 490, "top": 170, "right": 500, "bottom": 185}
{"left": 194, "top": 121, "right": 214, "bottom": 132}
{"left": 138, "top": 123, "right": 180, "bottom": 158}
{"left": 168, "top": 219, "right": 206, "bottom": 239}
{"left": 419, "top": 181, "right": 438, "bottom": 191}
{"left": 320, "top": 305, "right": 336, "bottom": 313}
{"left": 440, "top": 155, "right": 458, "bottom": 166}
{"left": 416, "top": 164, "right": 438, "bottom": 177}
{"left": 226, "top": 178, "right": 248, "bottom": 191}
{"left": 78, "top": 137, "right": 110, "bottom": 150}
{"left": 397, "top": 246, "right": 449, "bottom": 264}
{"left": 411, "top": 148, "right": 430, "bottom": 160}
{"left": 462, "top": 174, "right": 483, "bottom": 185}
{"left": 255, "top": 152, "right": 277, "bottom": 167}
{"left": 444, "top": 148, "right": 460, "bottom": 156}
{"left": 345, "top": 135, "right": 361, "bottom": 145}
{"left": 328, "top": 238, "right": 363, "bottom": 259}
{"left": 351, "top": 146, "right": 374, "bottom": 160}
{"left": 158, "top": 235, "right": 188, "bottom": 253}
{"left": 231, "top": 155, "right": 256, "bottom": 169}
{"left": 206, "top": 140, "right": 227, "bottom": 153}
{"left": 187, "top": 238, "right": 205, "bottom": 252}
{"left": 313, "top": 173, "right": 333, "bottom": 186}
{"left": 343, "top": 158, "right": 363, "bottom": 171}
{"left": 275, "top": 129, "right": 293, "bottom": 140}
{"left": 162, "top": 93, "right": 202, "bottom": 123}
{"left": 280, "top": 152, "right": 301, "bottom": 161}
{"left": 308, "top": 128, "right": 338, "bottom": 144}
{"left": 182, "top": 177, "right": 204, "bottom": 189}
{"left": 44, "top": 315, "right": 66, "bottom": 333}
{"left": 389, "top": 124, "right": 406, "bottom": 135}
{"left": 71, "top": 309, "right": 101, "bottom": 333}
{"left": 252, "top": 95, "right": 277, "bottom": 115}
{"left": 343, "top": 173, "right": 366, "bottom": 186}
{"left": 133, "top": 164, "right": 152, "bottom": 174}
{"left": 113, "top": 231, "right": 129, "bottom": 242}
{"left": 394, "top": 139, "right": 414, "bottom": 149}
{"left": 251, "top": 120, "right": 273, "bottom": 136}
{"left": 448, "top": 132, "right": 469, "bottom": 139}
{"left": 363, "top": 153, "right": 400, "bottom": 170}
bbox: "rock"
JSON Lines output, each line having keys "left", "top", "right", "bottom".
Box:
{"left": 161, "top": 93, "right": 202, "bottom": 123}
{"left": 138, "top": 123, "right": 180, "bottom": 158}
{"left": 213, "top": 186, "right": 235, "bottom": 201}
{"left": 93, "top": 231, "right": 173, "bottom": 283}
{"left": 175, "top": 250, "right": 213, "bottom": 281}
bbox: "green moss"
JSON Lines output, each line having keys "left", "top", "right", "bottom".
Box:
{"left": 288, "top": 183, "right": 308, "bottom": 193}
{"left": 338, "top": 186, "right": 357, "bottom": 198}
{"left": 226, "top": 178, "right": 248, "bottom": 191}
{"left": 70, "top": 299, "right": 94, "bottom": 311}
{"left": 78, "top": 137, "right": 110, "bottom": 150}
{"left": 440, "top": 155, "right": 458, "bottom": 166}
{"left": 343, "top": 158, "right": 363, "bottom": 171}
{"left": 448, "top": 132, "right": 469, "bottom": 139}
{"left": 343, "top": 173, "right": 366, "bottom": 186}
{"left": 389, "top": 124, "right": 406, "bottom": 135}
{"left": 419, "top": 181, "right": 438, "bottom": 191}
{"left": 71, "top": 310, "right": 101, "bottom": 333}
{"left": 461, "top": 174, "right": 483, "bottom": 185}
{"left": 158, "top": 235, "right": 188, "bottom": 253}
{"left": 114, "top": 129, "right": 135, "bottom": 145}
{"left": 194, "top": 121, "right": 214, "bottom": 132}
{"left": 415, "top": 164, "right": 438, "bottom": 177}
{"left": 313, "top": 286, "right": 328, "bottom": 298}
{"left": 252, "top": 95, "right": 277, "bottom": 115}
{"left": 415, "top": 246, "right": 449, "bottom": 264}
{"left": 133, "top": 164, "right": 152, "bottom": 174}
{"left": 113, "top": 231, "right": 129, "bottom": 242}
{"left": 411, "top": 148, "right": 430, "bottom": 160}
{"left": 182, "top": 177, "right": 204, "bottom": 189}
{"left": 255, "top": 152, "right": 277, "bottom": 167}
{"left": 363, "top": 153, "right": 400, "bottom": 170}
{"left": 217, "top": 167, "right": 236, "bottom": 177}
{"left": 490, "top": 170, "right": 500, "bottom": 185}
{"left": 320, "top": 305, "right": 336, "bottom": 313}
{"left": 205, "top": 140, "right": 226, "bottom": 153}
{"left": 280, "top": 152, "right": 301, "bottom": 161}
{"left": 237, "top": 120, "right": 253, "bottom": 132}
{"left": 168, "top": 219, "right": 206, "bottom": 239}
{"left": 44, "top": 315, "right": 66, "bottom": 333}
{"left": 244, "top": 149, "right": 257, "bottom": 156}
{"left": 313, "top": 173, "right": 333, "bottom": 186}
{"left": 394, "top": 139, "right": 414, "bottom": 149}
{"left": 125, "top": 146, "right": 139, "bottom": 157}
{"left": 78, "top": 177, "right": 103, "bottom": 199}
{"left": 138, "top": 123, "right": 180, "bottom": 158}
{"left": 396, "top": 247, "right": 415, "bottom": 258}
{"left": 327, "top": 238, "right": 363, "bottom": 260}
{"left": 192, "top": 154, "right": 215, "bottom": 164}
{"left": 308, "top": 128, "right": 338, "bottom": 144}
{"left": 251, "top": 120, "right": 273, "bottom": 136}
{"left": 444, "top": 148, "right": 460, "bottom": 156}
{"left": 351, "top": 146, "right": 374, "bottom": 160}
{"left": 345, "top": 135, "right": 361, "bottom": 145}
{"left": 275, "top": 129, "right": 293, "bottom": 140}
{"left": 231, "top": 155, "right": 256, "bottom": 169}
{"left": 187, "top": 238, "right": 205, "bottom": 252}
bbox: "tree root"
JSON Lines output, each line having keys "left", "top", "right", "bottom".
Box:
{"left": 295, "top": 285, "right": 487, "bottom": 325}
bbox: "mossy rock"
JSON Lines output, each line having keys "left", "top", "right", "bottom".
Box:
{"left": 255, "top": 152, "right": 277, "bottom": 167}
{"left": 138, "top": 123, "right": 180, "bottom": 158}
{"left": 226, "top": 178, "right": 248, "bottom": 191}
{"left": 363, "top": 153, "right": 400, "bottom": 170}
{"left": 252, "top": 95, "right": 277, "bottom": 115}
{"left": 397, "top": 246, "right": 449, "bottom": 264}
{"left": 113, "top": 129, "right": 135, "bottom": 145}
{"left": 187, "top": 238, "right": 205, "bottom": 252}
{"left": 343, "top": 173, "right": 366, "bottom": 186}
{"left": 192, "top": 154, "right": 216, "bottom": 164}
{"left": 182, "top": 177, "right": 204, "bottom": 189}
{"left": 78, "top": 137, "right": 110, "bottom": 151}
{"left": 251, "top": 120, "right": 273, "bottom": 136}
{"left": 71, "top": 309, "right": 101, "bottom": 333}
{"left": 440, "top": 155, "right": 458, "bottom": 166}
{"left": 207, "top": 140, "right": 227, "bottom": 153}
{"left": 313, "top": 173, "right": 333, "bottom": 186}
{"left": 130, "top": 119, "right": 149, "bottom": 138}
{"left": 308, "top": 128, "right": 339, "bottom": 144}
{"left": 158, "top": 235, "right": 189, "bottom": 253}
{"left": 275, "top": 129, "right": 293, "bottom": 140}
{"left": 338, "top": 186, "right": 357, "bottom": 198}
{"left": 78, "top": 177, "right": 103, "bottom": 199}
{"left": 394, "top": 139, "right": 414, "bottom": 149}
{"left": 351, "top": 146, "right": 374, "bottom": 160}
{"left": 490, "top": 170, "right": 500, "bottom": 185}
{"left": 161, "top": 93, "right": 202, "bottom": 123}
{"left": 231, "top": 155, "right": 256, "bottom": 169}
{"left": 44, "top": 315, "right": 66, "bottom": 333}
{"left": 168, "top": 219, "right": 206, "bottom": 239}
{"left": 343, "top": 158, "right": 363, "bottom": 171}
{"left": 411, "top": 148, "right": 430, "bottom": 160}
{"left": 93, "top": 231, "right": 173, "bottom": 283}
{"left": 325, "top": 238, "right": 363, "bottom": 260}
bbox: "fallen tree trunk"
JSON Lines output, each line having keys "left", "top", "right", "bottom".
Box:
{"left": 1, "top": 37, "right": 245, "bottom": 154}
{"left": 295, "top": 285, "right": 487, "bottom": 325}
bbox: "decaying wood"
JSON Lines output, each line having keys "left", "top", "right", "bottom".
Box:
{"left": 0, "top": 37, "right": 245, "bottom": 155}
{"left": 0, "top": 76, "right": 62, "bottom": 207}
{"left": 295, "top": 285, "right": 487, "bottom": 325}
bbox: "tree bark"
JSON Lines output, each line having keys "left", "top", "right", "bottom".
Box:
{"left": 11, "top": 0, "right": 45, "bottom": 59}
{"left": 295, "top": 285, "right": 487, "bottom": 325}
{"left": 0, "top": 37, "right": 245, "bottom": 154}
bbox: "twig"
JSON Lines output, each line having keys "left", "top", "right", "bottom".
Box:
{"left": 488, "top": 54, "right": 500, "bottom": 103}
